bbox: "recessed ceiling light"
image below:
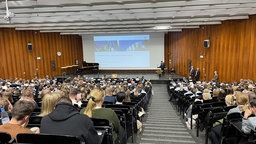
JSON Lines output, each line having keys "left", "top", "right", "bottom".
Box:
{"left": 153, "top": 25, "right": 171, "bottom": 30}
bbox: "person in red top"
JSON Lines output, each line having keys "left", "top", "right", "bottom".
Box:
{"left": 0, "top": 100, "right": 36, "bottom": 139}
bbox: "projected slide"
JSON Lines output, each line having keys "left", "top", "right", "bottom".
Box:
{"left": 82, "top": 33, "right": 164, "bottom": 70}
{"left": 94, "top": 35, "right": 150, "bottom": 68}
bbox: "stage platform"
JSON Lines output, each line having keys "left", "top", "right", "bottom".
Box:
{"left": 57, "top": 72, "right": 184, "bottom": 84}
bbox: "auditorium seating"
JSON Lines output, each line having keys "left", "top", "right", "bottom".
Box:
{"left": 27, "top": 116, "right": 42, "bottom": 128}
{"left": 16, "top": 133, "right": 81, "bottom": 144}
{"left": 167, "top": 79, "right": 256, "bottom": 144}
{"left": 0, "top": 76, "right": 152, "bottom": 144}
{"left": 0, "top": 132, "right": 14, "bottom": 144}
{"left": 91, "top": 118, "right": 113, "bottom": 144}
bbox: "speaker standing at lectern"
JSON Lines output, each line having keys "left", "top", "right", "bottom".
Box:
{"left": 158, "top": 61, "right": 165, "bottom": 71}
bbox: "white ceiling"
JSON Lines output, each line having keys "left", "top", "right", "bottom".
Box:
{"left": 0, "top": 0, "right": 256, "bottom": 35}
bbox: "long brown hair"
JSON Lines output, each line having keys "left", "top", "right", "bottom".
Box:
{"left": 83, "top": 88, "right": 104, "bottom": 117}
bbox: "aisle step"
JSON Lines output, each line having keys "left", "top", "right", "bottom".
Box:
{"left": 138, "top": 84, "right": 196, "bottom": 144}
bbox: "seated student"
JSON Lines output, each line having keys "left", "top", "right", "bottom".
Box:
{"left": 0, "top": 97, "right": 13, "bottom": 116}
{"left": 208, "top": 94, "right": 238, "bottom": 144}
{"left": 227, "top": 92, "right": 249, "bottom": 115}
{"left": 115, "top": 92, "right": 126, "bottom": 105}
{"left": 242, "top": 98, "right": 256, "bottom": 134}
{"left": 81, "top": 88, "right": 124, "bottom": 143}
{"left": 104, "top": 87, "right": 116, "bottom": 104}
{"left": 0, "top": 100, "right": 37, "bottom": 139}
{"left": 40, "top": 96, "right": 99, "bottom": 144}
{"left": 38, "top": 92, "right": 61, "bottom": 117}
{"left": 68, "top": 88, "right": 82, "bottom": 107}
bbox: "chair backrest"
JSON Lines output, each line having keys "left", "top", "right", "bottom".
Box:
{"left": 91, "top": 118, "right": 113, "bottom": 144}
{"left": 16, "top": 133, "right": 81, "bottom": 144}
{"left": 0, "top": 132, "right": 13, "bottom": 144}
{"left": 226, "top": 112, "right": 243, "bottom": 121}
{"left": 27, "top": 116, "right": 42, "bottom": 128}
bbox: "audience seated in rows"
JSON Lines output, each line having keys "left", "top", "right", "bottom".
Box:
{"left": 169, "top": 77, "right": 256, "bottom": 144}
{"left": 0, "top": 75, "right": 151, "bottom": 144}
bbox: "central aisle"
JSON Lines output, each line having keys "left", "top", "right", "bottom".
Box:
{"left": 139, "top": 84, "right": 196, "bottom": 144}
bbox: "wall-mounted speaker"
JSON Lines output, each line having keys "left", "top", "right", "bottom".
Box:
{"left": 27, "top": 43, "right": 32, "bottom": 51}
{"left": 204, "top": 40, "right": 210, "bottom": 48}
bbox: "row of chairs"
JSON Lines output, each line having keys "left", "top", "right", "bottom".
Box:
{"left": 0, "top": 132, "right": 81, "bottom": 144}
{"left": 25, "top": 87, "right": 151, "bottom": 144}
{"left": 168, "top": 82, "right": 256, "bottom": 144}
{"left": 0, "top": 117, "right": 112, "bottom": 144}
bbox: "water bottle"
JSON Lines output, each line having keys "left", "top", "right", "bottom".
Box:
{"left": 1, "top": 107, "right": 10, "bottom": 125}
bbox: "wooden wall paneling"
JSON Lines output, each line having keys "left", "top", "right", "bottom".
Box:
{"left": 249, "top": 17, "right": 256, "bottom": 81}
{"left": 36, "top": 32, "right": 44, "bottom": 78}
{"left": 70, "top": 36, "right": 75, "bottom": 66}
{"left": 38, "top": 32, "right": 44, "bottom": 78}
{"left": 78, "top": 36, "right": 83, "bottom": 67}
{"left": 15, "top": 31, "right": 23, "bottom": 79}
{"left": 0, "top": 29, "right": 6, "bottom": 78}
{"left": 19, "top": 31, "right": 27, "bottom": 79}
{"left": 60, "top": 35, "right": 67, "bottom": 74}
{"left": 0, "top": 28, "right": 83, "bottom": 80}
{"left": 238, "top": 21, "right": 246, "bottom": 80}
{"left": 32, "top": 31, "right": 39, "bottom": 78}
{"left": 168, "top": 15, "right": 256, "bottom": 82}
{"left": 10, "top": 29, "right": 17, "bottom": 79}
{"left": 54, "top": 33, "right": 60, "bottom": 76}
{"left": 39, "top": 33, "right": 46, "bottom": 78}
{"left": 3, "top": 29, "right": 13, "bottom": 79}
{"left": 47, "top": 33, "right": 55, "bottom": 78}
{"left": 27, "top": 31, "right": 36, "bottom": 79}
{"left": 59, "top": 35, "right": 64, "bottom": 75}
{"left": 12, "top": 31, "right": 22, "bottom": 78}
{"left": 241, "top": 19, "right": 252, "bottom": 80}
{"left": 68, "top": 35, "right": 72, "bottom": 65}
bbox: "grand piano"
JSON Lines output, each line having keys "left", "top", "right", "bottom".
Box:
{"left": 77, "top": 61, "right": 99, "bottom": 74}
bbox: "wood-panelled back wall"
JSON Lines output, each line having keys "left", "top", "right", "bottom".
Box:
{"left": 167, "top": 15, "right": 256, "bottom": 82}
{"left": 0, "top": 28, "right": 83, "bottom": 79}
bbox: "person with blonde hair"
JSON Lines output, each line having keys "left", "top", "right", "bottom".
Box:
{"left": 38, "top": 92, "right": 61, "bottom": 117}
{"left": 209, "top": 94, "right": 237, "bottom": 144}
{"left": 225, "top": 94, "right": 237, "bottom": 106}
{"left": 202, "top": 92, "right": 212, "bottom": 100}
{"left": 80, "top": 88, "right": 122, "bottom": 143}
{"left": 227, "top": 92, "right": 249, "bottom": 115}
{"left": 242, "top": 98, "right": 256, "bottom": 134}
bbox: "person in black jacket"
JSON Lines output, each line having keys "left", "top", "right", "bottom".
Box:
{"left": 40, "top": 96, "right": 99, "bottom": 144}
{"left": 195, "top": 68, "right": 200, "bottom": 81}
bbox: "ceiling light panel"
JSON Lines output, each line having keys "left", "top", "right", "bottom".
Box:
{"left": 7, "top": 1, "right": 36, "bottom": 7}
{"left": 123, "top": 3, "right": 153, "bottom": 9}
{"left": 153, "top": 1, "right": 187, "bottom": 7}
